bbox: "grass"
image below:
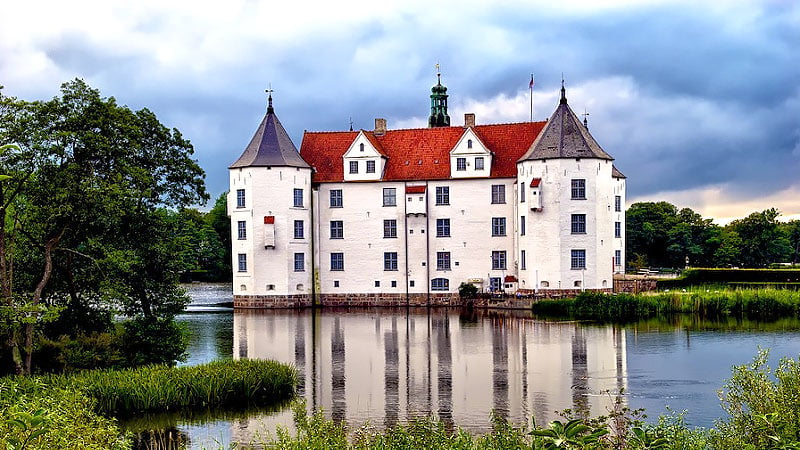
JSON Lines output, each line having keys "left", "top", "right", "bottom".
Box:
{"left": 532, "top": 288, "right": 800, "bottom": 321}
{"left": 0, "top": 359, "right": 296, "bottom": 449}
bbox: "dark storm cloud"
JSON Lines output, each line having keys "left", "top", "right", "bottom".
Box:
{"left": 3, "top": 1, "right": 798, "bottom": 213}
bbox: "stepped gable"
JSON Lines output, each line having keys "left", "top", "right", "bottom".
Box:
{"left": 300, "top": 121, "right": 546, "bottom": 183}
{"left": 518, "top": 85, "right": 613, "bottom": 162}
{"left": 230, "top": 95, "right": 309, "bottom": 169}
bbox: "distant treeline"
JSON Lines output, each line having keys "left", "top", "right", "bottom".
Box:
{"left": 626, "top": 202, "right": 800, "bottom": 269}
{"left": 174, "top": 193, "right": 231, "bottom": 282}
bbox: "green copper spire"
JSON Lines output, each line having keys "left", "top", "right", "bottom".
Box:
{"left": 428, "top": 65, "right": 450, "bottom": 128}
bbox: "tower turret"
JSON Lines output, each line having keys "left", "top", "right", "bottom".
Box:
{"left": 428, "top": 68, "right": 450, "bottom": 128}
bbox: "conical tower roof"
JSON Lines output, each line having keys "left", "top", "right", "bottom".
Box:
{"left": 518, "top": 85, "right": 613, "bottom": 162}
{"left": 230, "top": 95, "right": 310, "bottom": 169}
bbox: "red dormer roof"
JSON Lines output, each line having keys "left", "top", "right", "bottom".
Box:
{"left": 530, "top": 178, "right": 542, "bottom": 187}
{"left": 405, "top": 185, "right": 426, "bottom": 193}
{"left": 300, "top": 121, "right": 546, "bottom": 183}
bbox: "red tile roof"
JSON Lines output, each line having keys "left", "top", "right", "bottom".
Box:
{"left": 530, "top": 178, "right": 542, "bottom": 187}
{"left": 300, "top": 122, "right": 546, "bottom": 183}
{"left": 405, "top": 185, "right": 426, "bottom": 193}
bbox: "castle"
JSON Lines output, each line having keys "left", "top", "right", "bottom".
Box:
{"left": 228, "top": 76, "right": 626, "bottom": 308}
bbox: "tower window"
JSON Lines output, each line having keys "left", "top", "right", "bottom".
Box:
{"left": 294, "top": 220, "right": 304, "bottom": 239}
{"left": 571, "top": 214, "right": 586, "bottom": 234}
{"left": 571, "top": 249, "right": 586, "bottom": 269}
{"left": 237, "top": 221, "right": 247, "bottom": 240}
{"left": 237, "top": 254, "right": 247, "bottom": 272}
{"left": 293, "top": 188, "right": 303, "bottom": 207}
{"left": 571, "top": 179, "right": 586, "bottom": 200}
{"left": 236, "top": 189, "right": 246, "bottom": 208}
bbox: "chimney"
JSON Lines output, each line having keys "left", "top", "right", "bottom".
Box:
{"left": 374, "top": 118, "right": 387, "bottom": 135}
{"left": 464, "top": 113, "right": 475, "bottom": 128}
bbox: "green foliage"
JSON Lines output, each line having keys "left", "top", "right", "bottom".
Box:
{"left": 532, "top": 288, "right": 800, "bottom": 322}
{"left": 70, "top": 359, "right": 296, "bottom": 416}
{"left": 0, "top": 378, "right": 130, "bottom": 449}
{"left": 458, "top": 282, "right": 479, "bottom": 299}
{"left": 119, "top": 317, "right": 188, "bottom": 367}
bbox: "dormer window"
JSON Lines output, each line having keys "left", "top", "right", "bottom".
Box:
{"left": 456, "top": 157, "right": 466, "bottom": 171}
{"left": 467, "top": 139, "right": 473, "bottom": 149}
{"left": 360, "top": 143, "right": 365, "bottom": 152}
{"left": 475, "top": 157, "right": 484, "bottom": 170}
{"left": 366, "top": 160, "right": 376, "bottom": 173}
{"left": 349, "top": 161, "right": 358, "bottom": 174}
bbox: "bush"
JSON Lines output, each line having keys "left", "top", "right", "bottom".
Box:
{"left": 0, "top": 378, "right": 130, "bottom": 449}
{"left": 120, "top": 317, "right": 188, "bottom": 367}
{"left": 458, "top": 282, "right": 479, "bottom": 299}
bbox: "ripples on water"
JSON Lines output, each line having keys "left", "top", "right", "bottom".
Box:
{"left": 161, "top": 283, "right": 800, "bottom": 449}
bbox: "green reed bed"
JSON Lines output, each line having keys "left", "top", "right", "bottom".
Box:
{"left": 70, "top": 358, "right": 297, "bottom": 416}
{"left": 532, "top": 288, "right": 800, "bottom": 321}
{"left": 0, "top": 359, "right": 296, "bottom": 449}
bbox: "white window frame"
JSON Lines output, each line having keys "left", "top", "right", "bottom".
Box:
{"left": 237, "top": 220, "right": 247, "bottom": 240}
{"left": 330, "top": 220, "right": 344, "bottom": 239}
{"left": 491, "top": 251, "right": 507, "bottom": 270}
{"left": 492, "top": 217, "right": 506, "bottom": 236}
{"left": 383, "top": 188, "right": 397, "bottom": 206}
{"left": 436, "top": 218, "right": 450, "bottom": 237}
{"left": 330, "top": 189, "right": 343, "bottom": 208}
{"left": 491, "top": 185, "right": 505, "bottom": 204}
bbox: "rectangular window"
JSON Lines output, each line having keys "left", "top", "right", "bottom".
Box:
{"left": 293, "top": 188, "right": 303, "bottom": 207}
{"left": 491, "top": 185, "right": 505, "bottom": 204}
{"left": 383, "top": 219, "right": 397, "bottom": 238}
{"left": 375, "top": 280, "right": 380, "bottom": 287}
{"left": 615, "top": 195, "right": 622, "bottom": 212}
{"left": 331, "top": 253, "right": 344, "bottom": 271}
{"left": 294, "top": 220, "right": 304, "bottom": 239}
{"left": 571, "top": 249, "right": 586, "bottom": 269}
{"left": 237, "top": 253, "right": 247, "bottom": 272}
{"left": 492, "top": 217, "right": 506, "bottom": 236}
{"left": 489, "top": 277, "right": 501, "bottom": 292}
{"left": 366, "top": 160, "right": 376, "bottom": 173}
{"left": 571, "top": 214, "right": 586, "bottom": 234}
{"left": 330, "top": 220, "right": 343, "bottom": 239}
{"left": 431, "top": 278, "right": 449, "bottom": 291}
{"left": 521, "top": 250, "right": 526, "bottom": 270}
{"left": 615, "top": 250, "right": 622, "bottom": 267}
{"left": 474, "top": 157, "right": 484, "bottom": 170}
{"left": 383, "top": 188, "right": 396, "bottom": 206}
{"left": 520, "top": 216, "right": 526, "bottom": 236}
{"left": 435, "top": 186, "right": 449, "bottom": 205}
{"left": 349, "top": 161, "right": 358, "bottom": 174}
{"left": 615, "top": 222, "right": 621, "bottom": 238}
{"left": 294, "top": 253, "right": 305, "bottom": 272}
{"left": 384, "top": 252, "right": 398, "bottom": 271}
{"left": 456, "top": 157, "right": 466, "bottom": 171}
{"left": 330, "top": 189, "right": 343, "bottom": 208}
{"left": 236, "top": 189, "right": 246, "bottom": 208}
{"left": 492, "top": 251, "right": 507, "bottom": 270}
{"left": 437, "top": 252, "right": 451, "bottom": 270}
{"left": 436, "top": 218, "right": 450, "bottom": 237}
{"left": 520, "top": 183, "right": 526, "bottom": 202}
{"left": 237, "top": 221, "right": 247, "bottom": 240}
{"left": 571, "top": 179, "right": 586, "bottom": 199}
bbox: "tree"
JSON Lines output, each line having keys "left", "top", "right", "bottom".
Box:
{"left": 0, "top": 79, "right": 207, "bottom": 374}
{"left": 728, "top": 209, "right": 790, "bottom": 268}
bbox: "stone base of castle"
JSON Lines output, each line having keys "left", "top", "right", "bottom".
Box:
{"left": 233, "top": 288, "right": 612, "bottom": 309}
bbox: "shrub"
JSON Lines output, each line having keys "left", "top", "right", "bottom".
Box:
{"left": 458, "top": 282, "right": 479, "bottom": 299}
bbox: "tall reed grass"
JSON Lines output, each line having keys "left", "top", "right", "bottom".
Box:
{"left": 532, "top": 288, "right": 800, "bottom": 321}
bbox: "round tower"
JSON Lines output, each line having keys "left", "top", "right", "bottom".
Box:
{"left": 516, "top": 83, "right": 619, "bottom": 294}
{"left": 229, "top": 92, "right": 313, "bottom": 308}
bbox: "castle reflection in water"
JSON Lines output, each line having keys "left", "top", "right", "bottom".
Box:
{"left": 232, "top": 308, "right": 626, "bottom": 435}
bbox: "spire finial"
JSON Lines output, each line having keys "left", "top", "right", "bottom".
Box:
{"left": 582, "top": 108, "right": 590, "bottom": 129}
{"left": 349, "top": 116, "right": 354, "bottom": 132}
{"left": 560, "top": 74, "right": 567, "bottom": 105}
{"left": 265, "top": 84, "right": 274, "bottom": 113}
{"left": 436, "top": 63, "right": 441, "bottom": 85}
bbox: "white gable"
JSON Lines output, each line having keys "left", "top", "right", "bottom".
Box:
{"left": 449, "top": 128, "right": 492, "bottom": 178}
{"left": 343, "top": 131, "right": 386, "bottom": 181}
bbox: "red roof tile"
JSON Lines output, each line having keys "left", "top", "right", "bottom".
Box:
{"left": 300, "top": 122, "right": 546, "bottom": 183}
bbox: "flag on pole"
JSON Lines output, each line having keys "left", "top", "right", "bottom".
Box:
{"left": 529, "top": 74, "right": 534, "bottom": 89}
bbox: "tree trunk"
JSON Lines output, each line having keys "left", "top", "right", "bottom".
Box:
{"left": 22, "top": 228, "right": 64, "bottom": 374}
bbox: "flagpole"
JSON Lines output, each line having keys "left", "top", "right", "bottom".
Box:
{"left": 529, "top": 73, "right": 534, "bottom": 122}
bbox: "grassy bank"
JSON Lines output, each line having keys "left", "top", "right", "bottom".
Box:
{"left": 0, "top": 359, "right": 296, "bottom": 449}
{"left": 532, "top": 288, "right": 800, "bottom": 321}
{"left": 254, "top": 349, "right": 800, "bottom": 449}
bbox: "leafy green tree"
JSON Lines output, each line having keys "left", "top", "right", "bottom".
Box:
{"left": 780, "top": 220, "right": 800, "bottom": 265}
{"left": 0, "top": 79, "right": 207, "bottom": 374}
{"left": 205, "top": 192, "right": 231, "bottom": 280}
{"left": 728, "top": 209, "right": 791, "bottom": 268}
{"left": 626, "top": 202, "right": 680, "bottom": 268}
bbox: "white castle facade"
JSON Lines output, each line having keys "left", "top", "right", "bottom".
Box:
{"left": 228, "top": 78, "right": 625, "bottom": 308}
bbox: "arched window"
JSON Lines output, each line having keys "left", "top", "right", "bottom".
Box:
{"left": 574, "top": 280, "right": 582, "bottom": 287}
{"left": 467, "top": 139, "right": 473, "bottom": 149}
{"left": 540, "top": 281, "right": 549, "bottom": 288}
{"left": 359, "top": 143, "right": 365, "bottom": 152}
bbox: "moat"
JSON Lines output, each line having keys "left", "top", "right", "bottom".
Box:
{"left": 157, "top": 283, "right": 800, "bottom": 448}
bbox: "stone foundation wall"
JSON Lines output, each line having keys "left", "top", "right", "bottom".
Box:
{"left": 234, "top": 294, "right": 312, "bottom": 309}
{"left": 233, "top": 289, "right": 614, "bottom": 309}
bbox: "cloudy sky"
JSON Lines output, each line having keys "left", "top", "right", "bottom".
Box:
{"left": 1, "top": 0, "right": 798, "bottom": 223}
